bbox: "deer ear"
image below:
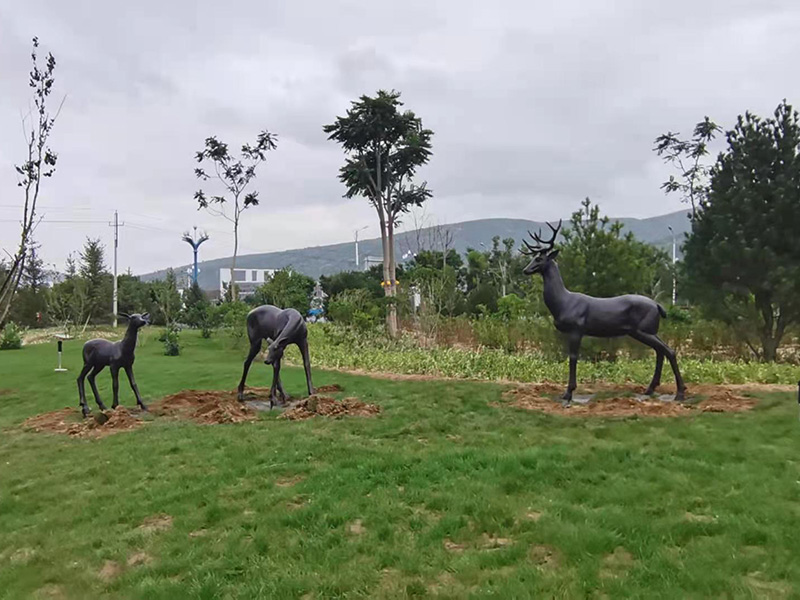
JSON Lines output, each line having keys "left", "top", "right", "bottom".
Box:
{"left": 141, "top": 313, "right": 150, "bottom": 321}
{"left": 548, "top": 249, "right": 560, "bottom": 260}
{"left": 118, "top": 312, "right": 130, "bottom": 320}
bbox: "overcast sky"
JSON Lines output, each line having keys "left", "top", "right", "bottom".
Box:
{"left": 1, "top": 0, "right": 798, "bottom": 275}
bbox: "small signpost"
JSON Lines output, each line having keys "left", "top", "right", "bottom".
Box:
{"left": 54, "top": 334, "right": 70, "bottom": 372}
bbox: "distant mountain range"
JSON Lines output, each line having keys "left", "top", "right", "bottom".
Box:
{"left": 139, "top": 210, "right": 692, "bottom": 291}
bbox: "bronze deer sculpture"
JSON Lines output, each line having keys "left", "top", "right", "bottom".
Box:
{"left": 77, "top": 312, "right": 150, "bottom": 417}
{"left": 237, "top": 305, "right": 315, "bottom": 408}
{"left": 522, "top": 220, "right": 686, "bottom": 406}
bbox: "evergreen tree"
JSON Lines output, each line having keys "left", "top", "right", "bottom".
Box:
{"left": 79, "top": 238, "right": 111, "bottom": 323}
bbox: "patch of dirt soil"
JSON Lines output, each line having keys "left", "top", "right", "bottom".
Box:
{"left": 315, "top": 383, "right": 344, "bottom": 393}
{"left": 499, "top": 383, "right": 758, "bottom": 418}
{"left": 150, "top": 389, "right": 259, "bottom": 424}
{"left": 138, "top": 514, "right": 173, "bottom": 534}
{"left": 23, "top": 383, "right": 370, "bottom": 438}
{"left": 22, "top": 406, "right": 145, "bottom": 438}
{"left": 127, "top": 552, "right": 153, "bottom": 567}
{"left": 98, "top": 560, "right": 122, "bottom": 581}
{"left": 600, "top": 546, "right": 635, "bottom": 579}
{"left": 279, "top": 395, "right": 380, "bottom": 421}
{"left": 529, "top": 544, "right": 561, "bottom": 569}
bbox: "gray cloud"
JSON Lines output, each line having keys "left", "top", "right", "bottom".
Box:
{"left": 1, "top": 0, "right": 799, "bottom": 275}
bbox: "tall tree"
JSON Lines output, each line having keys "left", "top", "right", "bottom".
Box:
{"left": 654, "top": 117, "right": 721, "bottom": 219}
{"left": 683, "top": 100, "right": 800, "bottom": 361}
{"left": 194, "top": 130, "right": 277, "bottom": 301}
{"left": 0, "top": 37, "right": 64, "bottom": 328}
{"left": 150, "top": 268, "right": 182, "bottom": 326}
{"left": 79, "top": 238, "right": 111, "bottom": 323}
{"left": 324, "top": 90, "right": 433, "bottom": 337}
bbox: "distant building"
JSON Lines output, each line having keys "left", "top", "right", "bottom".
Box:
{"left": 219, "top": 267, "right": 277, "bottom": 299}
{"left": 362, "top": 255, "right": 383, "bottom": 271}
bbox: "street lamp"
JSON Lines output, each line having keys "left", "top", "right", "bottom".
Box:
{"left": 667, "top": 226, "right": 676, "bottom": 305}
{"left": 354, "top": 225, "right": 369, "bottom": 268}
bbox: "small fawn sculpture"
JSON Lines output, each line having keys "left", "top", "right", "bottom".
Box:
{"left": 77, "top": 313, "right": 150, "bottom": 417}
{"left": 522, "top": 220, "right": 686, "bottom": 406}
{"left": 237, "top": 305, "right": 315, "bottom": 407}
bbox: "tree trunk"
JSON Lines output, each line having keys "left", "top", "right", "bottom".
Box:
{"left": 230, "top": 212, "right": 239, "bottom": 302}
{"left": 386, "top": 217, "right": 398, "bottom": 337}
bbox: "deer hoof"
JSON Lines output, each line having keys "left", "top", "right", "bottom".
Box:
{"left": 675, "top": 390, "right": 687, "bottom": 402}
{"left": 561, "top": 400, "right": 572, "bottom": 409}
{"left": 644, "top": 386, "right": 656, "bottom": 396}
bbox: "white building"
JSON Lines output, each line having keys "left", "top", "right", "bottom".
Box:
{"left": 219, "top": 267, "right": 277, "bottom": 298}
{"left": 362, "top": 255, "right": 383, "bottom": 271}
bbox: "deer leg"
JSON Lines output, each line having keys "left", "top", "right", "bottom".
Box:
{"left": 111, "top": 365, "right": 120, "bottom": 409}
{"left": 124, "top": 365, "right": 147, "bottom": 411}
{"left": 269, "top": 359, "right": 284, "bottom": 409}
{"left": 299, "top": 337, "right": 315, "bottom": 396}
{"left": 77, "top": 364, "right": 92, "bottom": 417}
{"left": 631, "top": 332, "right": 687, "bottom": 401}
{"left": 237, "top": 339, "right": 262, "bottom": 401}
{"left": 644, "top": 350, "right": 665, "bottom": 395}
{"left": 87, "top": 365, "right": 107, "bottom": 411}
{"left": 562, "top": 333, "right": 581, "bottom": 407}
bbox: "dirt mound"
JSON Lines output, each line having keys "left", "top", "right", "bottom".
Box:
{"left": 22, "top": 383, "right": 369, "bottom": 437}
{"left": 151, "top": 389, "right": 258, "bottom": 424}
{"left": 500, "top": 383, "right": 757, "bottom": 418}
{"left": 315, "top": 383, "right": 344, "bottom": 393}
{"left": 280, "top": 395, "right": 380, "bottom": 421}
{"left": 22, "top": 406, "right": 145, "bottom": 438}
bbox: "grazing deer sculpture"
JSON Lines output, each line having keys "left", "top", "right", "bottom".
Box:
{"left": 77, "top": 312, "right": 150, "bottom": 417}
{"left": 522, "top": 220, "right": 686, "bottom": 406}
{"left": 237, "top": 305, "right": 315, "bottom": 408}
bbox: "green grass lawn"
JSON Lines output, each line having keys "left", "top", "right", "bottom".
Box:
{"left": 1, "top": 330, "right": 799, "bottom": 599}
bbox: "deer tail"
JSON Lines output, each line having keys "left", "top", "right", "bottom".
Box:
{"left": 657, "top": 303, "right": 667, "bottom": 319}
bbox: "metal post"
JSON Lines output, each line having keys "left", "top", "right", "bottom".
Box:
{"left": 112, "top": 210, "right": 119, "bottom": 327}
{"left": 354, "top": 226, "right": 368, "bottom": 268}
{"left": 55, "top": 338, "right": 67, "bottom": 372}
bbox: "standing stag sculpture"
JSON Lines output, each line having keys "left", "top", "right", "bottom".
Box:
{"left": 77, "top": 312, "right": 150, "bottom": 417}
{"left": 237, "top": 305, "right": 315, "bottom": 408}
{"left": 522, "top": 220, "right": 686, "bottom": 405}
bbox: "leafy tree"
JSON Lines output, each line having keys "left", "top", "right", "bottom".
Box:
{"left": 654, "top": 116, "right": 721, "bottom": 219}
{"left": 194, "top": 130, "right": 277, "bottom": 301}
{"left": 9, "top": 243, "right": 49, "bottom": 327}
{"left": 683, "top": 99, "right": 800, "bottom": 361}
{"left": 150, "top": 268, "right": 182, "bottom": 326}
{"left": 487, "top": 236, "right": 516, "bottom": 297}
{"left": 319, "top": 269, "right": 383, "bottom": 302}
{"left": 324, "top": 89, "right": 434, "bottom": 337}
{"left": 182, "top": 280, "right": 211, "bottom": 328}
{"left": 0, "top": 37, "right": 64, "bottom": 328}
{"left": 556, "top": 198, "right": 670, "bottom": 299}
{"left": 252, "top": 268, "right": 314, "bottom": 315}
{"left": 117, "top": 274, "right": 156, "bottom": 317}
{"left": 79, "top": 238, "right": 112, "bottom": 323}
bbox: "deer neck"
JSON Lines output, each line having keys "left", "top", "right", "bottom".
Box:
{"left": 542, "top": 261, "right": 569, "bottom": 314}
{"left": 121, "top": 323, "right": 139, "bottom": 354}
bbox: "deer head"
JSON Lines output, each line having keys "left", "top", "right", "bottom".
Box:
{"left": 522, "top": 220, "right": 561, "bottom": 275}
{"left": 119, "top": 312, "right": 151, "bottom": 328}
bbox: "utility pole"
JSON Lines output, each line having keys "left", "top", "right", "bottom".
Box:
{"left": 109, "top": 210, "right": 125, "bottom": 327}
{"left": 668, "top": 226, "right": 677, "bottom": 305}
{"left": 354, "top": 226, "right": 368, "bottom": 268}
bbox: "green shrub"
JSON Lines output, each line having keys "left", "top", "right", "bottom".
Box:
{"left": 0, "top": 322, "right": 24, "bottom": 350}
{"left": 161, "top": 324, "right": 181, "bottom": 356}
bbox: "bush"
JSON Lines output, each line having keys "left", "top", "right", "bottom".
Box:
{"left": 161, "top": 324, "right": 181, "bottom": 356}
{"left": 328, "top": 289, "right": 381, "bottom": 331}
{"left": 0, "top": 322, "right": 24, "bottom": 350}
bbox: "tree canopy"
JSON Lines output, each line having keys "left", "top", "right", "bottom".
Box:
{"left": 683, "top": 99, "right": 800, "bottom": 361}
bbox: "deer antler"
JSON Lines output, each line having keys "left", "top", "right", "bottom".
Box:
{"left": 523, "top": 219, "right": 562, "bottom": 254}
